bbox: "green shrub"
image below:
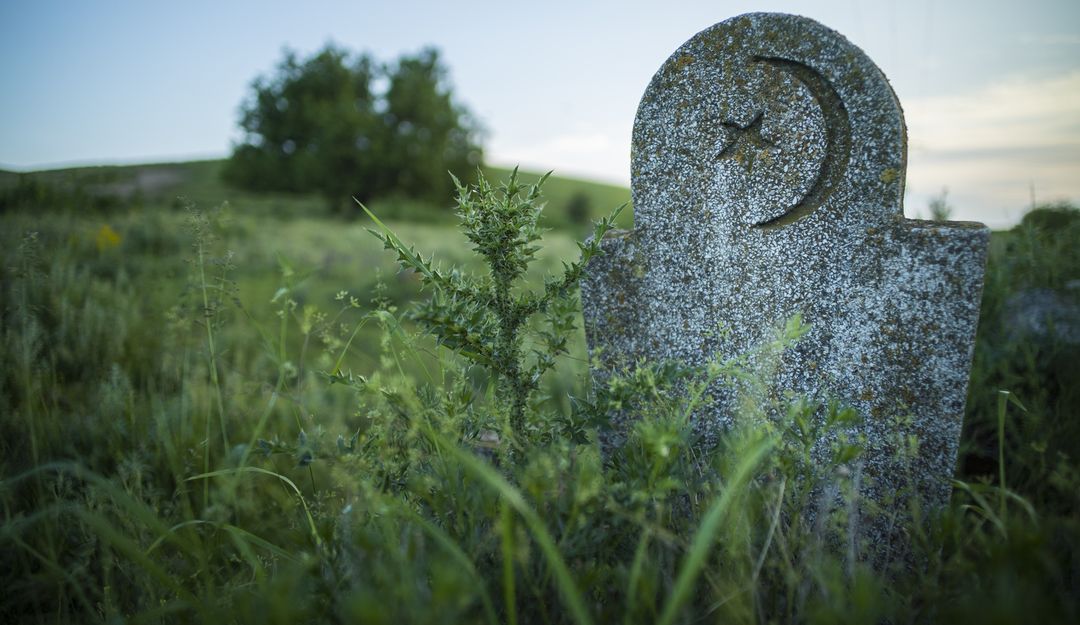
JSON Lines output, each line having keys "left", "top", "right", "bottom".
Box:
{"left": 962, "top": 202, "right": 1080, "bottom": 510}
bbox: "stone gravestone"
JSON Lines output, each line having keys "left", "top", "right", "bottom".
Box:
{"left": 581, "top": 13, "right": 990, "bottom": 559}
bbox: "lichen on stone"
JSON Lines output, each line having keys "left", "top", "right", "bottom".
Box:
{"left": 581, "top": 12, "right": 990, "bottom": 564}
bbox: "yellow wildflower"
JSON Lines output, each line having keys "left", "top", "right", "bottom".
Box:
{"left": 96, "top": 224, "right": 122, "bottom": 251}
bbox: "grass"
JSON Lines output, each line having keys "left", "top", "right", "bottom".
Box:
{"left": 0, "top": 159, "right": 634, "bottom": 232}
{"left": 0, "top": 164, "right": 1077, "bottom": 623}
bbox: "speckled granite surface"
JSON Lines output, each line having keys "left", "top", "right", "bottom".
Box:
{"left": 582, "top": 13, "right": 989, "bottom": 557}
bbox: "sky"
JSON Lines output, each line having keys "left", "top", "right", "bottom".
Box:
{"left": 1, "top": 0, "right": 1078, "bottom": 228}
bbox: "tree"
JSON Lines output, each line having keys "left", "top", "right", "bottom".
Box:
{"left": 224, "top": 44, "right": 483, "bottom": 211}
{"left": 928, "top": 187, "right": 952, "bottom": 221}
{"left": 381, "top": 49, "right": 482, "bottom": 203}
{"left": 565, "top": 190, "right": 592, "bottom": 226}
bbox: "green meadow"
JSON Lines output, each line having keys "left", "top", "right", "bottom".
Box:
{"left": 1, "top": 161, "right": 1077, "bottom": 623}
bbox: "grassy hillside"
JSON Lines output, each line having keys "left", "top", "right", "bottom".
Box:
{"left": 0, "top": 159, "right": 633, "bottom": 232}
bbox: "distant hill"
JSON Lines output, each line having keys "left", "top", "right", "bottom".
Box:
{"left": 0, "top": 159, "right": 632, "bottom": 230}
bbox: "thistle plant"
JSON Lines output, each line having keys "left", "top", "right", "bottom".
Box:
{"left": 362, "top": 168, "right": 623, "bottom": 434}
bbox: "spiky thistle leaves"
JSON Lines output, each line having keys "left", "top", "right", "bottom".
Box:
{"left": 360, "top": 168, "right": 624, "bottom": 433}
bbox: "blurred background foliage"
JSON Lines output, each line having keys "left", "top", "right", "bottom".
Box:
{"left": 223, "top": 44, "right": 484, "bottom": 212}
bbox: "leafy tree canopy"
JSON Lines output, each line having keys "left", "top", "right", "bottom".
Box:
{"left": 224, "top": 44, "right": 483, "bottom": 211}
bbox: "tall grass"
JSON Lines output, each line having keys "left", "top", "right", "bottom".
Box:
{"left": 1, "top": 185, "right": 1077, "bottom": 623}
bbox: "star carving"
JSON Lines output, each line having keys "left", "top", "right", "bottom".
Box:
{"left": 718, "top": 111, "right": 774, "bottom": 169}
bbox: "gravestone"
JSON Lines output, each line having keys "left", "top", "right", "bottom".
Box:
{"left": 581, "top": 13, "right": 990, "bottom": 559}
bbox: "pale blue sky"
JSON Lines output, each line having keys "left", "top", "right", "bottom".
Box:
{"left": 2, "top": 0, "right": 1078, "bottom": 226}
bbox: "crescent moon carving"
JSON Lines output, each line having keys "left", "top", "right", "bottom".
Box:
{"left": 750, "top": 56, "right": 852, "bottom": 229}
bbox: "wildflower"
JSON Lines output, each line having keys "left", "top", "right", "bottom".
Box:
{"left": 95, "top": 224, "right": 122, "bottom": 251}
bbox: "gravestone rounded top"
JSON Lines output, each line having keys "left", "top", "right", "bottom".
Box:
{"left": 584, "top": 12, "right": 990, "bottom": 566}
{"left": 632, "top": 13, "right": 906, "bottom": 234}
